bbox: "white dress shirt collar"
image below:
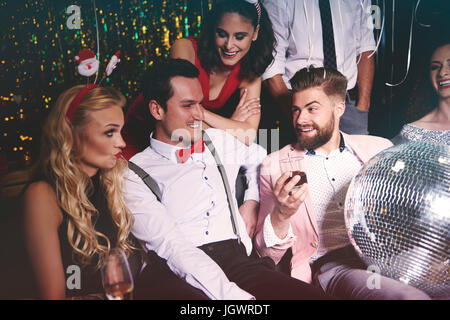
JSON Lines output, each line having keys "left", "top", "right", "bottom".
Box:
{"left": 149, "top": 132, "right": 185, "bottom": 164}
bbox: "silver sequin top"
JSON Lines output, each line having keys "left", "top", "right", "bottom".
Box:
{"left": 392, "top": 124, "right": 450, "bottom": 145}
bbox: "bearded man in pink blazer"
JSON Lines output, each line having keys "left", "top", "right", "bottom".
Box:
{"left": 254, "top": 67, "right": 430, "bottom": 300}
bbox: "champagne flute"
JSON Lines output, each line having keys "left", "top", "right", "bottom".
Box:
{"left": 100, "top": 248, "right": 134, "bottom": 300}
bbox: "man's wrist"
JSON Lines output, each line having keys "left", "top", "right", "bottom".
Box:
{"left": 270, "top": 208, "right": 291, "bottom": 239}
{"left": 263, "top": 211, "right": 294, "bottom": 248}
{"left": 356, "top": 100, "right": 370, "bottom": 111}
{"left": 266, "top": 75, "right": 289, "bottom": 97}
{"left": 272, "top": 207, "right": 291, "bottom": 222}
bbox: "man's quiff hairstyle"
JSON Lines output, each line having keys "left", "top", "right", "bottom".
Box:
{"left": 290, "top": 66, "right": 348, "bottom": 100}
{"left": 142, "top": 58, "right": 200, "bottom": 111}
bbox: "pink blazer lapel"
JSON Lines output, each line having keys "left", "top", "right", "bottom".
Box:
{"left": 342, "top": 133, "right": 373, "bottom": 163}
{"left": 285, "top": 145, "right": 320, "bottom": 238}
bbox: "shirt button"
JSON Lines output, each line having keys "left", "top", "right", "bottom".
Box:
{"left": 205, "top": 231, "right": 209, "bottom": 235}
{"left": 204, "top": 176, "right": 208, "bottom": 180}
{"left": 331, "top": 178, "right": 335, "bottom": 182}
{"left": 311, "top": 241, "right": 318, "bottom": 248}
{"left": 206, "top": 212, "right": 210, "bottom": 217}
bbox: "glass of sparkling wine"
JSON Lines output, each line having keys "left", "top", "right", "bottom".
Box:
{"left": 101, "top": 248, "right": 134, "bottom": 300}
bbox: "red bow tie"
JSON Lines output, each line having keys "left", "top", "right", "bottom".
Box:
{"left": 176, "top": 139, "right": 205, "bottom": 163}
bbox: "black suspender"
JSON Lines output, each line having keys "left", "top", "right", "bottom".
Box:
{"left": 128, "top": 161, "right": 162, "bottom": 202}
{"left": 128, "top": 130, "right": 241, "bottom": 244}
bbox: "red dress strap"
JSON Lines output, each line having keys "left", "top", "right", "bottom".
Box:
{"left": 186, "top": 37, "right": 211, "bottom": 107}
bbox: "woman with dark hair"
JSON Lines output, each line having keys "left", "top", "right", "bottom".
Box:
{"left": 122, "top": 0, "right": 275, "bottom": 159}
{"left": 393, "top": 40, "right": 450, "bottom": 145}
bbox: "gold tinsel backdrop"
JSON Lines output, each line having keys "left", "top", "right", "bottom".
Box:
{"left": 0, "top": 0, "right": 213, "bottom": 172}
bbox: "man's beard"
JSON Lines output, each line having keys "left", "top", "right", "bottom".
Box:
{"left": 296, "top": 116, "right": 335, "bottom": 150}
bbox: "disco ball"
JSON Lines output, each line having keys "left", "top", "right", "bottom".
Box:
{"left": 345, "top": 141, "right": 449, "bottom": 298}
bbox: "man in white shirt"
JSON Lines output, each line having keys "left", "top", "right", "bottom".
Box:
{"left": 123, "top": 59, "right": 327, "bottom": 300}
{"left": 261, "top": 0, "right": 376, "bottom": 139}
{"left": 254, "top": 66, "right": 430, "bottom": 299}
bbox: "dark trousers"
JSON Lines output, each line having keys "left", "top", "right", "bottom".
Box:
{"left": 135, "top": 240, "right": 329, "bottom": 300}
{"left": 134, "top": 251, "right": 208, "bottom": 300}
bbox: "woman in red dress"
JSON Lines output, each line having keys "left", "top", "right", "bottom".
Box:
{"left": 122, "top": 0, "right": 275, "bottom": 159}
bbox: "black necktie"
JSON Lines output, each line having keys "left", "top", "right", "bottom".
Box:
{"left": 319, "top": 0, "right": 337, "bottom": 69}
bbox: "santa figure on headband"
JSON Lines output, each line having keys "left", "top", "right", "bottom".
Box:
{"left": 75, "top": 49, "right": 99, "bottom": 77}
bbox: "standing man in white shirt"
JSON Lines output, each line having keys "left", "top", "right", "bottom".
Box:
{"left": 261, "top": 0, "right": 376, "bottom": 139}
{"left": 123, "top": 59, "right": 328, "bottom": 300}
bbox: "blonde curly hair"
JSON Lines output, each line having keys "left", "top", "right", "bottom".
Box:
{"left": 38, "top": 85, "right": 134, "bottom": 267}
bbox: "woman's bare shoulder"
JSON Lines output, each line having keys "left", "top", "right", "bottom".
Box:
{"left": 23, "top": 181, "right": 62, "bottom": 225}
{"left": 411, "top": 109, "right": 450, "bottom": 130}
{"left": 24, "top": 181, "right": 55, "bottom": 199}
